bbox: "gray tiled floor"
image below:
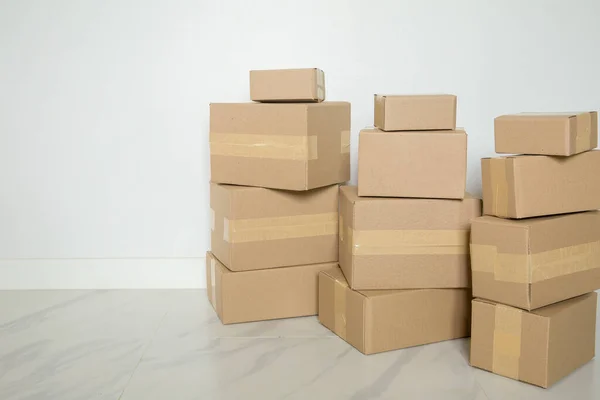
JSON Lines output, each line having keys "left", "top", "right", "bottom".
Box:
{"left": 0, "top": 290, "right": 597, "bottom": 399}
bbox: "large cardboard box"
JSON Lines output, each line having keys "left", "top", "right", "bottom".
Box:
{"left": 319, "top": 268, "right": 471, "bottom": 354}
{"left": 206, "top": 252, "right": 337, "bottom": 324}
{"left": 471, "top": 213, "right": 600, "bottom": 310}
{"left": 339, "top": 186, "right": 481, "bottom": 289}
{"left": 495, "top": 112, "right": 598, "bottom": 156}
{"left": 482, "top": 151, "right": 600, "bottom": 219}
{"left": 250, "top": 68, "right": 325, "bottom": 102}
{"left": 374, "top": 94, "right": 456, "bottom": 131}
{"left": 210, "top": 183, "right": 338, "bottom": 271}
{"left": 210, "top": 102, "right": 350, "bottom": 191}
{"left": 358, "top": 128, "right": 467, "bottom": 199}
{"left": 470, "top": 293, "right": 597, "bottom": 388}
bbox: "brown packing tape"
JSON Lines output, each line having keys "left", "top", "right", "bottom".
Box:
{"left": 210, "top": 133, "right": 318, "bottom": 160}
{"left": 492, "top": 305, "right": 523, "bottom": 380}
{"left": 575, "top": 112, "right": 593, "bottom": 153}
{"left": 208, "top": 257, "right": 217, "bottom": 311}
{"left": 223, "top": 212, "right": 338, "bottom": 243}
{"left": 341, "top": 130, "right": 351, "bottom": 154}
{"left": 489, "top": 158, "right": 509, "bottom": 217}
{"left": 351, "top": 229, "right": 469, "bottom": 256}
{"left": 316, "top": 69, "right": 325, "bottom": 100}
{"left": 470, "top": 244, "right": 529, "bottom": 284}
{"left": 333, "top": 278, "right": 347, "bottom": 340}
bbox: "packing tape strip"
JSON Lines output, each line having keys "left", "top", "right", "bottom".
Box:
{"left": 316, "top": 69, "right": 325, "bottom": 100}
{"left": 333, "top": 277, "right": 347, "bottom": 340}
{"left": 351, "top": 229, "right": 469, "bottom": 256}
{"left": 223, "top": 212, "right": 338, "bottom": 243}
{"left": 492, "top": 305, "right": 522, "bottom": 380}
{"left": 575, "top": 112, "right": 593, "bottom": 153}
{"left": 341, "top": 130, "right": 351, "bottom": 154}
{"left": 489, "top": 158, "right": 509, "bottom": 217}
{"left": 209, "top": 258, "right": 217, "bottom": 310}
{"left": 210, "top": 133, "right": 318, "bottom": 160}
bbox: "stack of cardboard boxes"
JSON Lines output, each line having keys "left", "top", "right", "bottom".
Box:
{"left": 318, "top": 95, "right": 483, "bottom": 354}
{"left": 470, "top": 112, "right": 600, "bottom": 387}
{"left": 207, "top": 69, "right": 350, "bottom": 324}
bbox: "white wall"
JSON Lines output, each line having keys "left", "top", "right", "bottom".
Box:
{"left": 1, "top": 0, "right": 599, "bottom": 288}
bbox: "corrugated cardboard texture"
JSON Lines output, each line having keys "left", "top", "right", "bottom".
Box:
{"left": 210, "top": 183, "right": 338, "bottom": 271}
{"left": 319, "top": 268, "right": 471, "bottom": 354}
{"left": 482, "top": 151, "right": 600, "bottom": 218}
{"left": 250, "top": 68, "right": 325, "bottom": 102}
{"left": 373, "top": 94, "right": 456, "bottom": 131}
{"left": 495, "top": 112, "right": 598, "bottom": 156}
{"left": 471, "top": 212, "right": 600, "bottom": 310}
{"left": 339, "top": 185, "right": 481, "bottom": 290}
{"left": 210, "top": 102, "right": 350, "bottom": 191}
{"left": 358, "top": 128, "right": 467, "bottom": 199}
{"left": 470, "top": 293, "right": 597, "bottom": 388}
{"left": 206, "top": 252, "right": 337, "bottom": 324}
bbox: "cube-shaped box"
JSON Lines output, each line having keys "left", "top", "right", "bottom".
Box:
{"left": 358, "top": 128, "right": 467, "bottom": 199}
{"left": 470, "top": 293, "right": 597, "bottom": 388}
{"left": 374, "top": 94, "right": 457, "bottom": 131}
{"left": 206, "top": 252, "right": 337, "bottom": 324}
{"left": 319, "top": 268, "right": 471, "bottom": 354}
{"left": 495, "top": 112, "right": 598, "bottom": 156}
{"left": 482, "top": 151, "right": 600, "bottom": 219}
{"left": 211, "top": 183, "right": 338, "bottom": 271}
{"left": 339, "top": 186, "right": 481, "bottom": 290}
{"left": 250, "top": 68, "right": 325, "bottom": 102}
{"left": 210, "top": 102, "right": 350, "bottom": 191}
{"left": 471, "top": 212, "right": 600, "bottom": 310}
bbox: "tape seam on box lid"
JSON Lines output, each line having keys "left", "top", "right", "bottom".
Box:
{"left": 574, "top": 112, "right": 593, "bottom": 153}
{"left": 351, "top": 229, "right": 469, "bottom": 256}
{"left": 210, "top": 133, "right": 318, "bottom": 160}
{"left": 210, "top": 258, "right": 217, "bottom": 311}
{"left": 492, "top": 304, "right": 522, "bottom": 380}
{"left": 333, "top": 277, "right": 347, "bottom": 340}
{"left": 341, "top": 130, "right": 351, "bottom": 154}
{"left": 489, "top": 158, "right": 509, "bottom": 217}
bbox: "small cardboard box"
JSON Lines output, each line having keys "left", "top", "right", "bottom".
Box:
{"left": 319, "top": 268, "right": 471, "bottom": 355}
{"left": 358, "top": 127, "right": 467, "bottom": 199}
{"left": 482, "top": 151, "right": 600, "bottom": 219}
{"left": 495, "top": 112, "right": 598, "bottom": 156}
{"left": 210, "top": 183, "right": 338, "bottom": 271}
{"left": 374, "top": 94, "right": 457, "bottom": 131}
{"left": 339, "top": 186, "right": 481, "bottom": 289}
{"left": 210, "top": 102, "right": 350, "bottom": 191}
{"left": 471, "top": 212, "right": 600, "bottom": 310}
{"left": 250, "top": 68, "right": 325, "bottom": 102}
{"left": 470, "top": 293, "right": 597, "bottom": 388}
{"left": 206, "top": 252, "right": 337, "bottom": 324}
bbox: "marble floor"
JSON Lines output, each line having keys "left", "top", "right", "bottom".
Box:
{"left": 0, "top": 290, "right": 597, "bottom": 400}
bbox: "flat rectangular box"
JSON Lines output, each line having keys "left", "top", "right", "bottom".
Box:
{"left": 211, "top": 183, "right": 338, "bottom": 271}
{"left": 319, "top": 268, "right": 471, "bottom": 354}
{"left": 250, "top": 68, "right": 325, "bottom": 102}
{"left": 470, "top": 293, "right": 597, "bottom": 388}
{"left": 374, "top": 94, "right": 457, "bottom": 131}
{"left": 206, "top": 252, "right": 337, "bottom": 324}
{"left": 482, "top": 151, "right": 600, "bottom": 219}
{"left": 339, "top": 186, "right": 481, "bottom": 289}
{"left": 471, "top": 212, "right": 600, "bottom": 310}
{"left": 210, "top": 102, "right": 350, "bottom": 191}
{"left": 495, "top": 112, "right": 598, "bottom": 156}
{"left": 358, "top": 128, "right": 467, "bottom": 199}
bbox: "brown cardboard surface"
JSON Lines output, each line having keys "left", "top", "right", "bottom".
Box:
{"left": 471, "top": 212, "right": 600, "bottom": 310}
{"left": 250, "top": 68, "right": 325, "bottom": 102}
{"left": 339, "top": 186, "right": 481, "bottom": 290}
{"left": 481, "top": 151, "right": 600, "bottom": 218}
{"left": 210, "top": 183, "right": 338, "bottom": 271}
{"left": 319, "top": 268, "right": 471, "bottom": 354}
{"left": 358, "top": 128, "right": 467, "bottom": 199}
{"left": 206, "top": 252, "right": 337, "bottom": 324}
{"left": 374, "top": 94, "right": 456, "bottom": 131}
{"left": 470, "top": 293, "right": 597, "bottom": 388}
{"left": 495, "top": 112, "right": 598, "bottom": 156}
{"left": 210, "top": 102, "right": 350, "bottom": 191}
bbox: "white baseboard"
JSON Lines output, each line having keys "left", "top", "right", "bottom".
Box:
{"left": 0, "top": 257, "right": 206, "bottom": 289}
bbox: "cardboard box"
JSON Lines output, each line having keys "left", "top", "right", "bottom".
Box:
{"left": 339, "top": 186, "right": 481, "bottom": 289}
{"left": 206, "top": 252, "right": 337, "bottom": 324}
{"left": 471, "top": 213, "right": 600, "bottom": 310}
{"left": 482, "top": 151, "right": 600, "bottom": 219}
{"left": 210, "top": 102, "right": 350, "bottom": 191}
{"left": 495, "top": 112, "right": 598, "bottom": 156}
{"left": 319, "top": 268, "right": 471, "bottom": 354}
{"left": 374, "top": 94, "right": 456, "bottom": 131}
{"left": 358, "top": 128, "right": 467, "bottom": 199}
{"left": 210, "top": 183, "right": 338, "bottom": 271}
{"left": 470, "top": 293, "right": 597, "bottom": 388}
{"left": 250, "top": 68, "right": 325, "bottom": 102}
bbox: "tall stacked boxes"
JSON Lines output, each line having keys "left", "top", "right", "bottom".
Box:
{"left": 208, "top": 68, "right": 349, "bottom": 324}
{"left": 470, "top": 111, "right": 600, "bottom": 387}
